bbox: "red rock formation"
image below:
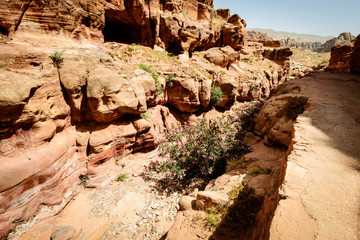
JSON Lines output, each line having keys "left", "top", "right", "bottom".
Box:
{"left": 327, "top": 43, "right": 354, "bottom": 72}
{"left": 328, "top": 35, "right": 360, "bottom": 73}
{"left": 350, "top": 35, "right": 360, "bottom": 73}
{"left": 0, "top": 1, "right": 246, "bottom": 54}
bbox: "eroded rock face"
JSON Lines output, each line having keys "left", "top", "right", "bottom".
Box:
{"left": 0, "top": 43, "right": 155, "bottom": 236}
{"left": 204, "top": 46, "right": 240, "bottom": 68}
{"left": 328, "top": 34, "right": 360, "bottom": 73}
{"left": 0, "top": 0, "right": 246, "bottom": 55}
{"left": 350, "top": 35, "right": 360, "bottom": 73}
{"left": 0, "top": 0, "right": 105, "bottom": 40}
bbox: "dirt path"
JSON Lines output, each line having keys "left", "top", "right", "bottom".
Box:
{"left": 270, "top": 72, "right": 360, "bottom": 240}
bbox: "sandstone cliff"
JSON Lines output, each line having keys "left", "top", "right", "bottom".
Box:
{"left": 0, "top": 0, "right": 294, "bottom": 237}
{"left": 328, "top": 34, "right": 360, "bottom": 73}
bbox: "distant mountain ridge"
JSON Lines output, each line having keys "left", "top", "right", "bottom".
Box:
{"left": 248, "top": 28, "right": 334, "bottom": 43}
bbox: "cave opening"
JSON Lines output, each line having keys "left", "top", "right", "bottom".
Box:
{"left": 102, "top": 16, "right": 141, "bottom": 44}
{"left": 166, "top": 39, "right": 184, "bottom": 55}
{"left": 0, "top": 25, "right": 9, "bottom": 36}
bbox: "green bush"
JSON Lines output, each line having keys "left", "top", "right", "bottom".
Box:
{"left": 210, "top": 85, "right": 223, "bottom": 106}
{"left": 157, "top": 100, "right": 265, "bottom": 186}
{"left": 50, "top": 50, "right": 64, "bottom": 69}
{"left": 284, "top": 96, "right": 308, "bottom": 120}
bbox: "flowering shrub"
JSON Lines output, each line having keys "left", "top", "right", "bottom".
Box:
{"left": 157, "top": 99, "right": 265, "bottom": 185}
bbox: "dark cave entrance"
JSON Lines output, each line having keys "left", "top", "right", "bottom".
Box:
{"left": 0, "top": 25, "right": 9, "bottom": 36}
{"left": 103, "top": 16, "right": 141, "bottom": 44}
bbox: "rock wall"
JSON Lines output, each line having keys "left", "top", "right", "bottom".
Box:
{"left": 0, "top": 0, "right": 247, "bottom": 54}
{"left": 0, "top": 42, "right": 158, "bottom": 236}
{"left": 328, "top": 34, "right": 360, "bottom": 73}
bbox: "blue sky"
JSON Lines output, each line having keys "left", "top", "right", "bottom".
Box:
{"left": 214, "top": 0, "right": 360, "bottom": 37}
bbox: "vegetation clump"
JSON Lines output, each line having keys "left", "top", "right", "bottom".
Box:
{"left": 157, "top": 100, "right": 265, "bottom": 186}
{"left": 115, "top": 173, "right": 129, "bottom": 182}
{"left": 50, "top": 50, "right": 64, "bottom": 69}
{"left": 210, "top": 85, "right": 223, "bottom": 106}
{"left": 284, "top": 96, "right": 308, "bottom": 120}
{"left": 167, "top": 73, "right": 175, "bottom": 87}
{"left": 79, "top": 175, "right": 88, "bottom": 186}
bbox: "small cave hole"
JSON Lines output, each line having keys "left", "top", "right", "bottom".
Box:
{"left": 0, "top": 25, "right": 9, "bottom": 36}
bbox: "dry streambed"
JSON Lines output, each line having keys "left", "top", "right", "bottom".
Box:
{"left": 12, "top": 72, "right": 359, "bottom": 240}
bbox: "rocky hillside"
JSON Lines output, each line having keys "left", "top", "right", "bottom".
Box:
{"left": 248, "top": 28, "right": 333, "bottom": 43}
{"left": 0, "top": 0, "right": 296, "bottom": 238}
{"left": 280, "top": 32, "right": 355, "bottom": 52}
{"left": 249, "top": 30, "right": 355, "bottom": 53}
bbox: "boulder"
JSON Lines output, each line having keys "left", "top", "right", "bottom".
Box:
{"left": 167, "top": 77, "right": 201, "bottom": 113}
{"left": 179, "top": 196, "right": 196, "bottom": 211}
{"left": 214, "top": 75, "right": 238, "bottom": 108}
{"left": 216, "top": 9, "right": 231, "bottom": 20}
{"left": 204, "top": 46, "right": 239, "bottom": 68}
{"left": 87, "top": 66, "right": 147, "bottom": 123}
{"left": 195, "top": 191, "right": 229, "bottom": 210}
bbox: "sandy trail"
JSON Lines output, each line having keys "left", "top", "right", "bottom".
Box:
{"left": 270, "top": 72, "right": 360, "bottom": 240}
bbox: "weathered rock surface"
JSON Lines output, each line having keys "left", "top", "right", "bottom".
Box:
{"left": 0, "top": 0, "right": 247, "bottom": 55}
{"left": 270, "top": 72, "right": 360, "bottom": 240}
{"left": 0, "top": 1, "right": 296, "bottom": 237}
{"left": 204, "top": 46, "right": 239, "bottom": 68}
{"left": 328, "top": 34, "right": 360, "bottom": 73}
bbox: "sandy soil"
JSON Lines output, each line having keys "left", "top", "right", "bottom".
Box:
{"left": 270, "top": 72, "right": 360, "bottom": 240}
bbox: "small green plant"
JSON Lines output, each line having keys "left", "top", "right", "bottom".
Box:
{"left": 277, "top": 88, "right": 290, "bottom": 95}
{"left": 238, "top": 75, "right": 242, "bottom": 79}
{"left": 211, "top": 186, "right": 219, "bottom": 191}
{"left": 116, "top": 173, "right": 129, "bottom": 182}
{"left": 210, "top": 85, "right": 223, "bottom": 106}
{"left": 229, "top": 183, "right": 245, "bottom": 200}
{"left": 206, "top": 211, "right": 220, "bottom": 226}
{"left": 109, "top": 53, "right": 115, "bottom": 58}
{"left": 269, "top": 65, "right": 273, "bottom": 68}
{"left": 140, "top": 111, "right": 151, "bottom": 122}
{"left": 283, "top": 96, "right": 308, "bottom": 120}
{"left": 50, "top": 50, "right": 64, "bottom": 69}
{"left": 249, "top": 59, "right": 254, "bottom": 64}
{"left": 220, "top": 70, "right": 226, "bottom": 75}
{"left": 139, "top": 63, "right": 152, "bottom": 73}
{"left": 247, "top": 165, "right": 262, "bottom": 176}
{"left": 207, "top": 74, "right": 213, "bottom": 80}
{"left": 167, "top": 73, "right": 175, "bottom": 87}
{"left": 271, "top": 70, "right": 275, "bottom": 74}
{"left": 79, "top": 175, "right": 88, "bottom": 186}
{"left": 249, "top": 84, "right": 258, "bottom": 91}
{"left": 128, "top": 46, "right": 134, "bottom": 52}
